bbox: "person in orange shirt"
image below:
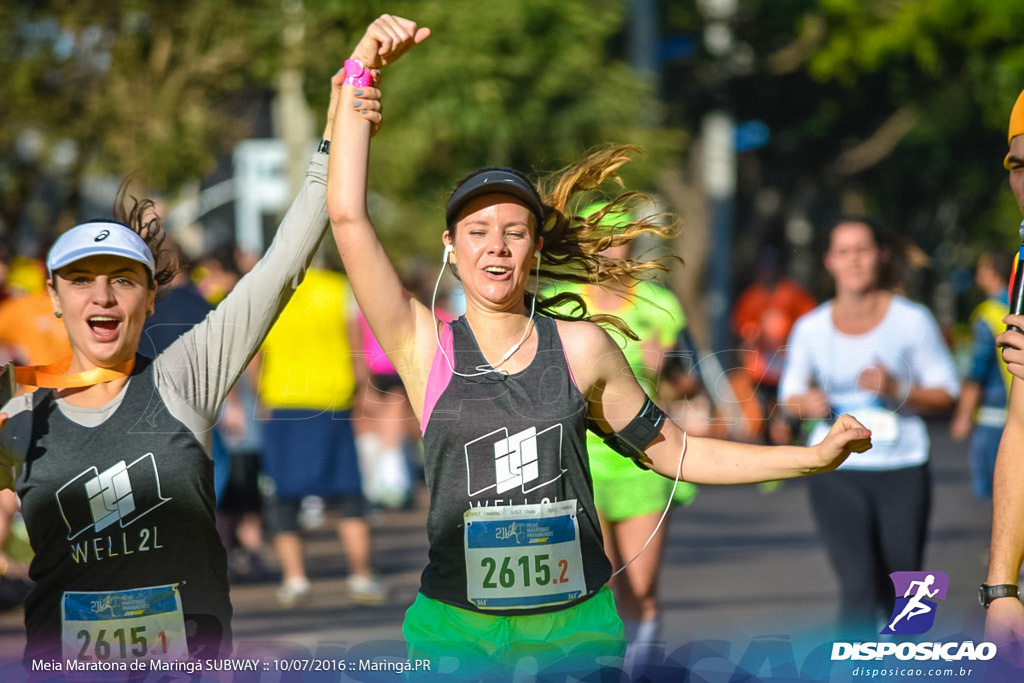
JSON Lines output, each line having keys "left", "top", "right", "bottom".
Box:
{"left": 732, "top": 245, "right": 816, "bottom": 443}
{"left": 0, "top": 252, "right": 70, "bottom": 367}
{"left": 0, "top": 292, "right": 72, "bottom": 366}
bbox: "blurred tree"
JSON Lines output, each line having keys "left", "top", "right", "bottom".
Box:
{"left": 661, "top": 0, "right": 1024, "bottom": 311}
{"left": 301, "top": 0, "right": 680, "bottom": 261}
{"left": 0, "top": 0, "right": 676, "bottom": 265}
{"left": 0, "top": 0, "right": 289, "bottom": 241}
{"left": 806, "top": 0, "right": 1024, "bottom": 268}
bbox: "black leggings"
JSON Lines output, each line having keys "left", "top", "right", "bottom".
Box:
{"left": 807, "top": 464, "right": 931, "bottom": 638}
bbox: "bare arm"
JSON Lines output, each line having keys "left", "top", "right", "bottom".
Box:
{"left": 951, "top": 380, "right": 982, "bottom": 441}
{"left": 901, "top": 386, "right": 957, "bottom": 413}
{"left": 0, "top": 489, "right": 23, "bottom": 578}
{"left": 777, "top": 388, "right": 831, "bottom": 421}
{"left": 857, "top": 363, "right": 957, "bottom": 414}
{"left": 985, "top": 376, "right": 1024, "bottom": 649}
{"left": 326, "top": 15, "right": 435, "bottom": 412}
{"left": 150, "top": 28, "right": 396, "bottom": 429}
{"left": 562, "top": 320, "right": 871, "bottom": 485}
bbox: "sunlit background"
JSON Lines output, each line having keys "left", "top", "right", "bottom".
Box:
{"left": 2, "top": 0, "right": 1022, "bottom": 356}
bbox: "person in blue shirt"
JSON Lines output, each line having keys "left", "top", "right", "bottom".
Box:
{"left": 951, "top": 249, "right": 1013, "bottom": 499}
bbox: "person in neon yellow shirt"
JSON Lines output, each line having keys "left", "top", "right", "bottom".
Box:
{"left": 258, "top": 263, "right": 384, "bottom": 607}
{"left": 546, "top": 202, "right": 697, "bottom": 670}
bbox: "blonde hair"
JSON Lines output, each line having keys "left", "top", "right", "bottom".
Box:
{"left": 533, "top": 145, "right": 680, "bottom": 340}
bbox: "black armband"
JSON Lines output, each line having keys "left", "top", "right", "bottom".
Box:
{"left": 588, "top": 396, "right": 666, "bottom": 470}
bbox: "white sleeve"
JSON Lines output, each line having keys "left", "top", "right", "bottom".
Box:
{"left": 778, "top": 313, "right": 819, "bottom": 403}
{"left": 909, "top": 306, "right": 961, "bottom": 399}
{"left": 153, "top": 151, "right": 329, "bottom": 436}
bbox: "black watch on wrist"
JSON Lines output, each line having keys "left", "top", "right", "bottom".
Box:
{"left": 979, "top": 583, "right": 1018, "bottom": 608}
{"left": 317, "top": 139, "right": 331, "bottom": 155}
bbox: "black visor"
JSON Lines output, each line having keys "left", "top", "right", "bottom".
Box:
{"left": 445, "top": 169, "right": 546, "bottom": 228}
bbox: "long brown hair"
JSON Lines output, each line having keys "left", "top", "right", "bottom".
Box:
{"left": 113, "top": 179, "right": 178, "bottom": 288}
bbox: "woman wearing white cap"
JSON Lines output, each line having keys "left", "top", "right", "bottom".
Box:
{"left": 0, "top": 15, "right": 425, "bottom": 667}
{"left": 326, "top": 29, "right": 872, "bottom": 679}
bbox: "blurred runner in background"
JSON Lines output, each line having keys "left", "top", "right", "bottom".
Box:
{"left": 256, "top": 261, "right": 385, "bottom": 607}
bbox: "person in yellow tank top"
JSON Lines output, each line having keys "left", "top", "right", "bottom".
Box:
{"left": 257, "top": 263, "right": 385, "bottom": 607}
{"left": 260, "top": 266, "right": 358, "bottom": 410}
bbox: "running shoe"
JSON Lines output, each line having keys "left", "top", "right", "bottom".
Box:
{"left": 347, "top": 574, "right": 387, "bottom": 605}
{"left": 276, "top": 577, "right": 311, "bottom": 608}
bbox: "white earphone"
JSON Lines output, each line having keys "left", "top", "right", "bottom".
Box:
{"left": 430, "top": 244, "right": 541, "bottom": 378}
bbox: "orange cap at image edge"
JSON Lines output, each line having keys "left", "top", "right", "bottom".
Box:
{"left": 1004, "top": 88, "right": 1024, "bottom": 169}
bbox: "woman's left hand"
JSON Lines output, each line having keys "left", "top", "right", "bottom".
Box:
{"left": 325, "top": 70, "right": 382, "bottom": 139}
{"left": 348, "top": 83, "right": 382, "bottom": 137}
{"left": 811, "top": 413, "right": 872, "bottom": 472}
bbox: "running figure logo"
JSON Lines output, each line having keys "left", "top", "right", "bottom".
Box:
{"left": 881, "top": 571, "right": 949, "bottom": 635}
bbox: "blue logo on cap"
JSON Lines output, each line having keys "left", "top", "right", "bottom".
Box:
{"left": 94, "top": 230, "right": 110, "bottom": 242}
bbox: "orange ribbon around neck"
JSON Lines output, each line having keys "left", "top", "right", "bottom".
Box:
{"left": 13, "top": 356, "right": 135, "bottom": 389}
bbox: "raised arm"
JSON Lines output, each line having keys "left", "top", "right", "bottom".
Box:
{"left": 327, "top": 15, "right": 435, "bottom": 409}
{"left": 151, "top": 22, "right": 403, "bottom": 427}
{"left": 563, "top": 320, "right": 871, "bottom": 485}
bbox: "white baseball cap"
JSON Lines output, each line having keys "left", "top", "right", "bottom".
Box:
{"left": 47, "top": 221, "right": 156, "bottom": 276}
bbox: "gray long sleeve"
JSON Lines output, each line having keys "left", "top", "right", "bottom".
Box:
{"left": 152, "top": 151, "right": 330, "bottom": 453}
{"left": 0, "top": 152, "right": 330, "bottom": 481}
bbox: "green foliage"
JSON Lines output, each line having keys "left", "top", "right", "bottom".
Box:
{"left": 300, "top": 0, "right": 679, "bottom": 259}
{"left": 11, "top": 0, "right": 1022, "bottom": 298}
{"left": 1, "top": 0, "right": 675, "bottom": 265}
{"left": 0, "top": 0, "right": 286, "bottom": 234}
{"left": 810, "top": 0, "right": 1024, "bottom": 121}
{"left": 805, "top": 0, "right": 1024, "bottom": 265}
{"left": 661, "top": 0, "right": 1024, "bottom": 301}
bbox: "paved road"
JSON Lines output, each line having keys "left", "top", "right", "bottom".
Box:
{"left": 0, "top": 420, "right": 1009, "bottom": 681}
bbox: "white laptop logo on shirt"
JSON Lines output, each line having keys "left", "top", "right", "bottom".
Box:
{"left": 56, "top": 453, "right": 171, "bottom": 539}
{"left": 465, "top": 425, "right": 566, "bottom": 497}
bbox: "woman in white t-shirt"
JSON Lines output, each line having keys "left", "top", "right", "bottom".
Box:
{"left": 779, "top": 216, "right": 958, "bottom": 638}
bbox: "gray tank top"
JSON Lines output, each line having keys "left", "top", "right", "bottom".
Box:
{"left": 420, "top": 315, "right": 611, "bottom": 615}
{"left": 0, "top": 151, "right": 331, "bottom": 665}
{"left": 18, "top": 357, "right": 231, "bottom": 661}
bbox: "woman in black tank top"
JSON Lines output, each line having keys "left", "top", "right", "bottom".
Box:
{"left": 327, "top": 31, "right": 873, "bottom": 680}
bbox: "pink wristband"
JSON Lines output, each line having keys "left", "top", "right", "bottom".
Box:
{"left": 343, "top": 59, "right": 373, "bottom": 88}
